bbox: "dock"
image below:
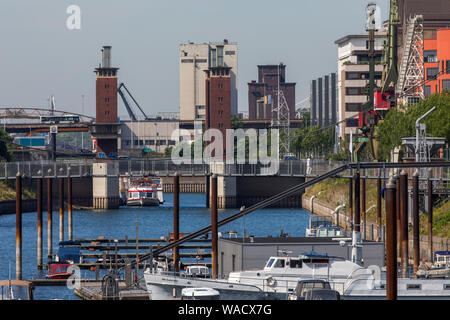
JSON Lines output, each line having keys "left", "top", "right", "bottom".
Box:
{"left": 74, "top": 280, "right": 149, "bottom": 300}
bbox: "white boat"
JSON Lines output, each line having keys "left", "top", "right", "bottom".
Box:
{"left": 305, "top": 216, "right": 345, "bottom": 237}
{"left": 144, "top": 251, "right": 363, "bottom": 300}
{"left": 126, "top": 177, "right": 163, "bottom": 207}
{"left": 144, "top": 250, "right": 450, "bottom": 300}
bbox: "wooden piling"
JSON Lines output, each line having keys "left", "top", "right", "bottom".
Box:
{"left": 206, "top": 174, "right": 211, "bottom": 208}
{"left": 427, "top": 170, "right": 433, "bottom": 263}
{"left": 385, "top": 177, "right": 397, "bottom": 300}
{"left": 68, "top": 172, "right": 73, "bottom": 241}
{"left": 37, "top": 177, "right": 43, "bottom": 269}
{"left": 354, "top": 171, "right": 361, "bottom": 233}
{"left": 395, "top": 174, "right": 400, "bottom": 256}
{"left": 412, "top": 170, "right": 420, "bottom": 274}
{"left": 348, "top": 177, "right": 353, "bottom": 230}
{"left": 47, "top": 177, "right": 53, "bottom": 261}
{"left": 376, "top": 175, "right": 382, "bottom": 240}
{"left": 173, "top": 173, "right": 180, "bottom": 273}
{"left": 361, "top": 172, "right": 366, "bottom": 239}
{"left": 400, "top": 170, "right": 409, "bottom": 278}
{"left": 211, "top": 174, "right": 218, "bottom": 279}
{"left": 59, "top": 177, "right": 64, "bottom": 242}
{"left": 16, "top": 173, "right": 22, "bottom": 280}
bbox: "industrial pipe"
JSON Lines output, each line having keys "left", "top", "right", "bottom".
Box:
{"left": 333, "top": 204, "right": 346, "bottom": 228}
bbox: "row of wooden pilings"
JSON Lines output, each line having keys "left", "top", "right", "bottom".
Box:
{"left": 15, "top": 171, "right": 73, "bottom": 280}
{"left": 348, "top": 168, "right": 434, "bottom": 300}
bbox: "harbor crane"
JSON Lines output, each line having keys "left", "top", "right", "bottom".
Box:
{"left": 117, "top": 83, "right": 150, "bottom": 121}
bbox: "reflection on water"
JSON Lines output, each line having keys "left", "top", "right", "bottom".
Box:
{"left": 0, "top": 193, "right": 310, "bottom": 299}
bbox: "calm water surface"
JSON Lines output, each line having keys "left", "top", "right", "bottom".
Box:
{"left": 0, "top": 193, "right": 310, "bottom": 299}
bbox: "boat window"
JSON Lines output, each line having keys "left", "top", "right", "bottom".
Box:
{"left": 274, "top": 259, "right": 285, "bottom": 268}
{"left": 290, "top": 259, "right": 303, "bottom": 268}
{"left": 147, "top": 192, "right": 152, "bottom": 197}
{"left": 265, "top": 258, "right": 275, "bottom": 268}
{"left": 311, "top": 259, "right": 329, "bottom": 264}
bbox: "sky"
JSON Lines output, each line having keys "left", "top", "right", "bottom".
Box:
{"left": 0, "top": 0, "right": 388, "bottom": 119}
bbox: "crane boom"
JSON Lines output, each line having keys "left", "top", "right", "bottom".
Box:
{"left": 117, "top": 83, "right": 149, "bottom": 120}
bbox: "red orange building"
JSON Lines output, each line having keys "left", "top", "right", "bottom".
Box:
{"left": 424, "top": 29, "right": 450, "bottom": 96}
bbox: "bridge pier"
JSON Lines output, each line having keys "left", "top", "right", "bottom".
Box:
{"left": 93, "top": 162, "right": 120, "bottom": 210}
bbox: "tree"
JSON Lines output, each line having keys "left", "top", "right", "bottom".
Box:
{"left": 0, "top": 128, "right": 13, "bottom": 161}
{"left": 376, "top": 91, "right": 450, "bottom": 161}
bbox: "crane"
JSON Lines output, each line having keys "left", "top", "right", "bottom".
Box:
{"left": 117, "top": 83, "right": 149, "bottom": 121}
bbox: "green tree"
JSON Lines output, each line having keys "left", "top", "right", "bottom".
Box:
{"left": 0, "top": 128, "right": 13, "bottom": 161}
{"left": 376, "top": 91, "right": 450, "bottom": 161}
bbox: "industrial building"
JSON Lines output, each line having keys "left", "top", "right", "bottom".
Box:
{"left": 335, "top": 32, "right": 387, "bottom": 139}
{"left": 118, "top": 119, "right": 179, "bottom": 154}
{"left": 247, "top": 64, "right": 296, "bottom": 121}
{"left": 309, "top": 73, "right": 337, "bottom": 128}
{"left": 179, "top": 40, "right": 238, "bottom": 121}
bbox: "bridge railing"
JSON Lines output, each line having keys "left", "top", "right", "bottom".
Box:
{"left": 0, "top": 160, "right": 93, "bottom": 179}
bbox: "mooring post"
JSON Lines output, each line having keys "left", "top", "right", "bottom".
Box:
{"left": 361, "top": 171, "right": 366, "bottom": 240}
{"left": 412, "top": 170, "right": 420, "bottom": 274}
{"left": 16, "top": 172, "right": 22, "bottom": 280}
{"left": 354, "top": 171, "right": 361, "bottom": 233}
{"left": 376, "top": 174, "right": 382, "bottom": 240}
{"left": 385, "top": 176, "right": 397, "bottom": 300}
{"left": 427, "top": 169, "right": 433, "bottom": 263}
{"left": 205, "top": 173, "right": 211, "bottom": 208}
{"left": 348, "top": 176, "right": 353, "bottom": 231}
{"left": 400, "top": 170, "right": 409, "bottom": 278}
{"left": 37, "top": 175, "right": 43, "bottom": 269}
{"left": 395, "top": 173, "right": 400, "bottom": 257}
{"left": 59, "top": 175, "right": 64, "bottom": 242}
{"left": 47, "top": 174, "right": 53, "bottom": 262}
{"left": 173, "top": 173, "right": 180, "bottom": 273}
{"left": 67, "top": 168, "right": 73, "bottom": 241}
{"left": 211, "top": 174, "right": 218, "bottom": 279}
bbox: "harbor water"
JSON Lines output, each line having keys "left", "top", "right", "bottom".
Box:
{"left": 0, "top": 193, "right": 311, "bottom": 300}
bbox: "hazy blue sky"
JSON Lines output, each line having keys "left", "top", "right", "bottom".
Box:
{"left": 0, "top": 0, "right": 388, "bottom": 118}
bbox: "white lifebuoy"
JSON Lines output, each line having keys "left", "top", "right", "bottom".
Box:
{"left": 266, "top": 276, "right": 276, "bottom": 287}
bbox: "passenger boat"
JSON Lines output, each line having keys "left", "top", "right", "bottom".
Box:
{"left": 144, "top": 251, "right": 363, "bottom": 300}
{"left": 46, "top": 263, "right": 73, "bottom": 280}
{"left": 126, "top": 177, "right": 163, "bottom": 206}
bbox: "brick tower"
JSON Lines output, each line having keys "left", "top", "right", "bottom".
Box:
{"left": 205, "top": 66, "right": 232, "bottom": 158}
{"left": 89, "top": 46, "right": 120, "bottom": 159}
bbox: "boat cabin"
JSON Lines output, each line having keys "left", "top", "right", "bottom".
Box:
{"left": 263, "top": 252, "right": 336, "bottom": 271}
{"left": 185, "top": 265, "right": 211, "bottom": 278}
{"left": 434, "top": 251, "right": 450, "bottom": 268}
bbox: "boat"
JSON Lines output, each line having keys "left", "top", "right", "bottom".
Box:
{"left": 416, "top": 251, "right": 450, "bottom": 279}
{"left": 126, "top": 177, "right": 163, "bottom": 206}
{"left": 46, "top": 241, "right": 81, "bottom": 280}
{"left": 0, "top": 280, "right": 34, "bottom": 300}
{"left": 305, "top": 216, "right": 345, "bottom": 237}
{"left": 143, "top": 250, "right": 363, "bottom": 300}
{"left": 46, "top": 263, "right": 74, "bottom": 280}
